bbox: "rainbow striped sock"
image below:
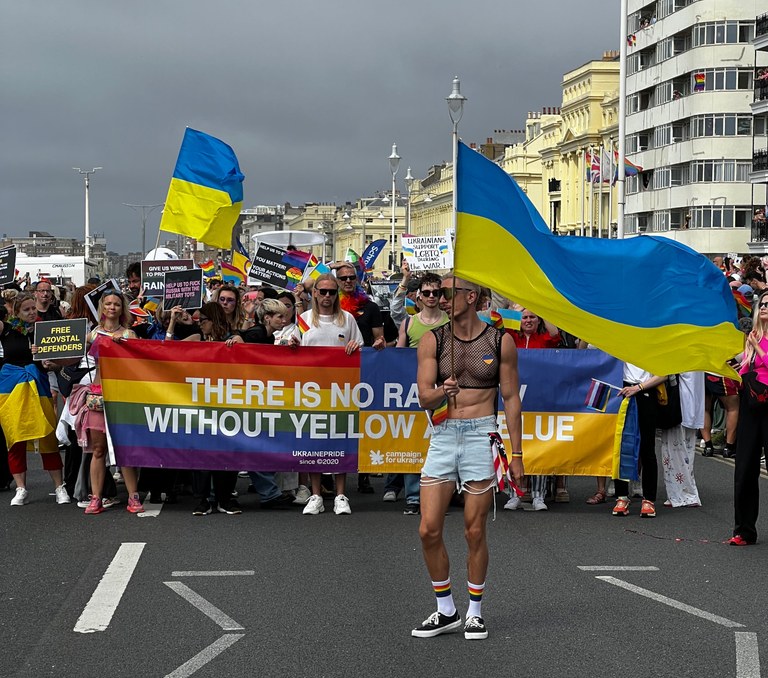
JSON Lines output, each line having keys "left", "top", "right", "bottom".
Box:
{"left": 467, "top": 581, "right": 485, "bottom": 618}
{"left": 432, "top": 578, "right": 456, "bottom": 616}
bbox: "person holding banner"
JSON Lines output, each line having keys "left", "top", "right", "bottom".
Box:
{"left": 0, "top": 293, "right": 68, "bottom": 506}
{"left": 76, "top": 290, "right": 142, "bottom": 515}
{"left": 291, "top": 273, "right": 363, "bottom": 516}
{"left": 412, "top": 275, "right": 523, "bottom": 640}
{"left": 212, "top": 284, "right": 249, "bottom": 333}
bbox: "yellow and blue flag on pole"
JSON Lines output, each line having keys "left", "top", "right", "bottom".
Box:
{"left": 159, "top": 128, "right": 245, "bottom": 250}
{"left": 454, "top": 141, "right": 742, "bottom": 377}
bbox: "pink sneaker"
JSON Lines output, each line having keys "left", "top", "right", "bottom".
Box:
{"left": 84, "top": 496, "right": 103, "bottom": 515}
{"left": 126, "top": 496, "right": 145, "bottom": 514}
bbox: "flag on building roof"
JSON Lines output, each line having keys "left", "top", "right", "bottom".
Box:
{"left": 453, "top": 141, "right": 742, "bottom": 377}
{"left": 159, "top": 128, "right": 244, "bottom": 250}
{"left": 221, "top": 261, "right": 245, "bottom": 285}
{"left": 199, "top": 259, "right": 216, "bottom": 278}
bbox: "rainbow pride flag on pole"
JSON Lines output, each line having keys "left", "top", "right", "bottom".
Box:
{"left": 159, "top": 128, "right": 244, "bottom": 249}
{"left": 199, "top": 259, "right": 216, "bottom": 278}
{"left": 454, "top": 141, "right": 742, "bottom": 378}
{"left": 221, "top": 261, "right": 245, "bottom": 285}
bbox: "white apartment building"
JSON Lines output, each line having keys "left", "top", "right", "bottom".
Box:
{"left": 624, "top": 0, "right": 767, "bottom": 255}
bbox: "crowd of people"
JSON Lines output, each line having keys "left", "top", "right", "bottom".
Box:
{"left": 1, "top": 253, "right": 767, "bottom": 551}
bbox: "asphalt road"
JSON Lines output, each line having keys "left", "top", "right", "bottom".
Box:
{"left": 1, "top": 452, "right": 766, "bottom": 678}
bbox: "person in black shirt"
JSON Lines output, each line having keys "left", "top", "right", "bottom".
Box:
{"left": 34, "top": 280, "right": 62, "bottom": 322}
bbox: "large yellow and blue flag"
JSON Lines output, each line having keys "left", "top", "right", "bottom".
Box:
{"left": 159, "top": 128, "right": 245, "bottom": 250}
{"left": 454, "top": 141, "right": 742, "bottom": 377}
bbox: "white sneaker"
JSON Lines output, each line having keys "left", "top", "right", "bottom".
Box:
{"left": 302, "top": 494, "right": 325, "bottom": 515}
{"left": 55, "top": 485, "right": 70, "bottom": 504}
{"left": 382, "top": 490, "right": 397, "bottom": 502}
{"left": 293, "top": 485, "right": 311, "bottom": 505}
{"left": 503, "top": 494, "right": 521, "bottom": 510}
{"left": 333, "top": 494, "right": 352, "bottom": 515}
{"left": 10, "top": 488, "right": 28, "bottom": 506}
{"left": 532, "top": 497, "right": 548, "bottom": 511}
{"left": 606, "top": 480, "right": 615, "bottom": 497}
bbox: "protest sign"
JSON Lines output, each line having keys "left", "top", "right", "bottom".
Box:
{"left": 100, "top": 342, "right": 623, "bottom": 475}
{"left": 84, "top": 278, "right": 122, "bottom": 322}
{"left": 247, "top": 243, "right": 308, "bottom": 291}
{"left": 0, "top": 246, "right": 16, "bottom": 285}
{"left": 141, "top": 259, "right": 193, "bottom": 298}
{"left": 402, "top": 234, "right": 453, "bottom": 271}
{"left": 163, "top": 268, "right": 205, "bottom": 310}
{"left": 33, "top": 318, "right": 87, "bottom": 361}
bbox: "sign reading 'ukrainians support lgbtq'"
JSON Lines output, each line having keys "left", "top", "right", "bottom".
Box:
{"left": 99, "top": 342, "right": 624, "bottom": 476}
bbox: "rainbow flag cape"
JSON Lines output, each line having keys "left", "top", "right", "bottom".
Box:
{"left": 454, "top": 141, "right": 742, "bottom": 378}
{"left": 159, "top": 128, "right": 244, "bottom": 249}
{"left": 221, "top": 261, "right": 245, "bottom": 285}
{"left": 199, "top": 259, "right": 216, "bottom": 278}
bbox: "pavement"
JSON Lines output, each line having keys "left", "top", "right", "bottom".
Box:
{"left": 1, "top": 451, "right": 766, "bottom": 678}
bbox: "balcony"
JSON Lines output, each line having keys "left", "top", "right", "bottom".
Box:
{"left": 755, "top": 150, "right": 768, "bottom": 172}
{"left": 751, "top": 211, "right": 768, "bottom": 244}
{"left": 756, "top": 12, "right": 768, "bottom": 51}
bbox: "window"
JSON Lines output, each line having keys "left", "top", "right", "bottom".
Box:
{"left": 691, "top": 160, "right": 751, "bottom": 183}
{"left": 653, "top": 167, "right": 671, "bottom": 189}
{"left": 690, "top": 205, "right": 753, "bottom": 229}
{"left": 627, "top": 94, "right": 640, "bottom": 114}
{"left": 625, "top": 214, "right": 638, "bottom": 235}
{"left": 691, "top": 114, "right": 752, "bottom": 138}
{"left": 626, "top": 175, "right": 640, "bottom": 194}
{"left": 654, "top": 124, "right": 672, "bottom": 148}
{"left": 670, "top": 165, "right": 688, "bottom": 186}
{"left": 693, "top": 21, "right": 755, "bottom": 47}
{"left": 653, "top": 211, "right": 670, "bottom": 231}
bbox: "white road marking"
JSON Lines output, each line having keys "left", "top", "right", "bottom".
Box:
{"left": 164, "top": 581, "right": 244, "bottom": 631}
{"left": 171, "top": 571, "right": 255, "bottom": 577}
{"left": 73, "top": 542, "right": 146, "bottom": 633}
{"left": 164, "top": 633, "right": 244, "bottom": 678}
{"left": 736, "top": 632, "right": 761, "bottom": 678}
{"left": 578, "top": 566, "right": 659, "bottom": 571}
{"left": 596, "top": 576, "right": 744, "bottom": 628}
{"left": 137, "top": 503, "right": 163, "bottom": 518}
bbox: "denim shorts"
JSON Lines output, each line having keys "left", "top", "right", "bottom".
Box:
{"left": 421, "top": 415, "right": 496, "bottom": 485}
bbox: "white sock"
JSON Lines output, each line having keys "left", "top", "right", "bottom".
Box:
{"left": 432, "top": 577, "right": 456, "bottom": 616}
{"left": 467, "top": 581, "right": 485, "bottom": 618}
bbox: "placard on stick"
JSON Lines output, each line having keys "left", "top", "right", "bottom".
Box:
{"left": 141, "top": 259, "right": 194, "bottom": 298}
{"left": 84, "top": 278, "right": 122, "bottom": 322}
{"left": 33, "top": 318, "right": 88, "bottom": 361}
{"left": 247, "top": 242, "right": 308, "bottom": 291}
{"left": 163, "top": 268, "right": 205, "bottom": 310}
{"left": 0, "top": 246, "right": 16, "bottom": 286}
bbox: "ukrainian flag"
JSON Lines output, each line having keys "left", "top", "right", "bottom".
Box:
{"left": 159, "top": 128, "right": 245, "bottom": 250}
{"left": 454, "top": 142, "right": 742, "bottom": 377}
{"left": 0, "top": 364, "right": 57, "bottom": 452}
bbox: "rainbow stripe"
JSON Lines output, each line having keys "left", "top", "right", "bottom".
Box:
{"left": 433, "top": 582, "right": 452, "bottom": 598}
{"left": 468, "top": 584, "right": 484, "bottom": 602}
{"left": 297, "top": 315, "right": 310, "bottom": 334}
{"left": 221, "top": 261, "right": 245, "bottom": 285}
{"left": 98, "top": 341, "right": 361, "bottom": 472}
{"left": 430, "top": 398, "right": 448, "bottom": 427}
{"left": 199, "top": 259, "right": 216, "bottom": 277}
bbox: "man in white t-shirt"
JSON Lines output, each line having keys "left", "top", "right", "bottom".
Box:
{"left": 290, "top": 273, "right": 363, "bottom": 516}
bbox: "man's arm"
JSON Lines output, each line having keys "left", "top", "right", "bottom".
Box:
{"left": 396, "top": 317, "right": 408, "bottom": 348}
{"left": 498, "top": 333, "right": 524, "bottom": 482}
{"left": 417, "top": 330, "right": 449, "bottom": 410}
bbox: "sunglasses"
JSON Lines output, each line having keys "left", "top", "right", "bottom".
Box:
{"left": 316, "top": 288, "right": 338, "bottom": 296}
{"left": 420, "top": 289, "right": 440, "bottom": 297}
{"left": 439, "top": 287, "right": 472, "bottom": 300}
{"left": 219, "top": 297, "right": 237, "bottom": 304}
{"left": 759, "top": 302, "right": 768, "bottom": 309}
{"left": 337, "top": 275, "right": 357, "bottom": 282}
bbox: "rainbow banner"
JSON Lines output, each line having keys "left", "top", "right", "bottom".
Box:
{"left": 100, "top": 342, "right": 625, "bottom": 476}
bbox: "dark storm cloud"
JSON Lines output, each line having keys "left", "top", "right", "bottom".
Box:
{"left": 1, "top": 0, "right": 618, "bottom": 253}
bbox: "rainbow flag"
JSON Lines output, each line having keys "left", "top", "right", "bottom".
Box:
{"left": 297, "top": 315, "right": 310, "bottom": 334}
{"left": 613, "top": 151, "right": 642, "bottom": 179}
{"left": 199, "top": 259, "right": 216, "bottom": 278}
{"left": 221, "top": 261, "right": 245, "bottom": 285}
{"left": 98, "top": 341, "right": 361, "bottom": 472}
{"left": 429, "top": 398, "right": 448, "bottom": 427}
{"left": 693, "top": 72, "right": 705, "bottom": 92}
{"left": 159, "top": 128, "right": 244, "bottom": 249}
{"left": 733, "top": 290, "right": 752, "bottom": 317}
{"left": 454, "top": 141, "right": 742, "bottom": 378}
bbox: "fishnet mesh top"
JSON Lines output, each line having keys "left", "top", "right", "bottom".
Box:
{"left": 433, "top": 323, "right": 503, "bottom": 389}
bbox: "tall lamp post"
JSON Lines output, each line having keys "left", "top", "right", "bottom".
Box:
{"left": 446, "top": 77, "right": 466, "bottom": 241}
{"left": 388, "top": 143, "right": 400, "bottom": 272}
{"left": 73, "top": 167, "right": 102, "bottom": 261}
{"left": 123, "top": 202, "right": 164, "bottom": 256}
{"left": 405, "top": 167, "right": 414, "bottom": 235}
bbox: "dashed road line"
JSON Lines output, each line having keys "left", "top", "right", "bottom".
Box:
{"left": 578, "top": 566, "right": 659, "bottom": 571}
{"left": 171, "top": 570, "right": 255, "bottom": 577}
{"left": 735, "top": 632, "right": 761, "bottom": 678}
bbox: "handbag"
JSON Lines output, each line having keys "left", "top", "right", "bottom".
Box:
{"left": 656, "top": 375, "right": 682, "bottom": 430}
{"left": 741, "top": 358, "right": 768, "bottom": 408}
{"left": 58, "top": 364, "right": 94, "bottom": 399}
{"left": 85, "top": 385, "right": 104, "bottom": 412}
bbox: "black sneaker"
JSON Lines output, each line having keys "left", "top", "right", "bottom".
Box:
{"left": 218, "top": 498, "right": 243, "bottom": 515}
{"left": 260, "top": 493, "right": 294, "bottom": 509}
{"left": 463, "top": 615, "right": 488, "bottom": 640}
{"left": 722, "top": 444, "right": 736, "bottom": 459}
{"left": 702, "top": 443, "right": 714, "bottom": 457}
{"left": 411, "top": 611, "right": 462, "bottom": 638}
{"left": 192, "top": 499, "right": 213, "bottom": 516}
{"left": 403, "top": 503, "right": 420, "bottom": 515}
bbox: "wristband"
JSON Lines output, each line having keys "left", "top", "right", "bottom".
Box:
{"left": 510, "top": 452, "right": 523, "bottom": 458}
{"left": 637, "top": 383, "right": 644, "bottom": 391}
{"left": 165, "top": 332, "right": 173, "bottom": 339}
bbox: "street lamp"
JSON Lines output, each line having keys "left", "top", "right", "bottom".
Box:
{"left": 405, "top": 167, "right": 414, "bottom": 235}
{"left": 73, "top": 167, "right": 102, "bottom": 261}
{"left": 123, "top": 202, "right": 163, "bottom": 256}
{"left": 446, "top": 76, "right": 466, "bottom": 251}
{"left": 388, "top": 143, "right": 400, "bottom": 272}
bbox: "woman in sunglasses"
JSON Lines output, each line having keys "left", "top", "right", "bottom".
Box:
{"left": 212, "top": 284, "right": 248, "bottom": 333}
{"left": 291, "top": 273, "right": 363, "bottom": 517}
{"left": 730, "top": 290, "right": 768, "bottom": 545}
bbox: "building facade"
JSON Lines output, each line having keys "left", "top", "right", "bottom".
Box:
{"left": 749, "top": 10, "right": 768, "bottom": 252}
{"left": 624, "top": 0, "right": 767, "bottom": 254}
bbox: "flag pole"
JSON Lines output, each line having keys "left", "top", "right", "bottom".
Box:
{"left": 581, "top": 148, "right": 586, "bottom": 237}
{"left": 447, "top": 77, "right": 467, "bottom": 384}
{"left": 617, "top": 0, "right": 628, "bottom": 239}
{"left": 588, "top": 145, "right": 594, "bottom": 238}
{"left": 608, "top": 138, "right": 614, "bottom": 237}
{"left": 598, "top": 143, "right": 604, "bottom": 239}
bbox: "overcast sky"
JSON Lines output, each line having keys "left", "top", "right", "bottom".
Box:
{"left": 1, "top": 0, "right": 618, "bottom": 254}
